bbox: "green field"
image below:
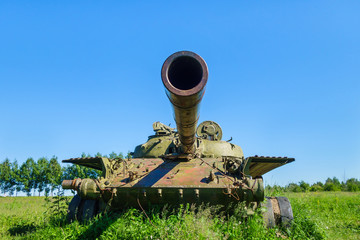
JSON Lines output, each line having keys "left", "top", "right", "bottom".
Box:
{"left": 0, "top": 192, "right": 359, "bottom": 239}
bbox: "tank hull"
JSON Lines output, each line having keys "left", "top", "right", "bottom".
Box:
{"left": 64, "top": 157, "right": 264, "bottom": 208}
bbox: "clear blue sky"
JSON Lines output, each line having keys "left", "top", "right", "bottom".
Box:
{"left": 0, "top": 1, "right": 359, "bottom": 186}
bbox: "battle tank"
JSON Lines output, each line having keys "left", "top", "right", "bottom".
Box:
{"left": 62, "top": 51, "right": 295, "bottom": 227}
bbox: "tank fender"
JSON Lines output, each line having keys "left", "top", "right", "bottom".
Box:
{"left": 62, "top": 157, "right": 114, "bottom": 178}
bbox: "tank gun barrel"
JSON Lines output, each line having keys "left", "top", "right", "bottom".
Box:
{"left": 161, "top": 51, "right": 208, "bottom": 153}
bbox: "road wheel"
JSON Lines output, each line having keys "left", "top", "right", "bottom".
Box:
{"left": 263, "top": 196, "right": 293, "bottom": 228}
{"left": 67, "top": 194, "right": 82, "bottom": 223}
{"left": 81, "top": 199, "right": 98, "bottom": 222}
{"left": 276, "top": 196, "right": 293, "bottom": 227}
{"left": 263, "top": 197, "right": 276, "bottom": 228}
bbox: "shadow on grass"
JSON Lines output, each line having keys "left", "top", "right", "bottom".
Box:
{"left": 346, "top": 223, "right": 360, "bottom": 232}
{"left": 8, "top": 223, "right": 37, "bottom": 236}
{"left": 75, "top": 212, "right": 119, "bottom": 240}
{"left": 73, "top": 203, "right": 253, "bottom": 240}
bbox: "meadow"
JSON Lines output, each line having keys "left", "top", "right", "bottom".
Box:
{"left": 0, "top": 192, "right": 359, "bottom": 239}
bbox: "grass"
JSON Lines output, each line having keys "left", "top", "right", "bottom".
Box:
{"left": 286, "top": 192, "right": 360, "bottom": 239}
{"left": 0, "top": 192, "right": 359, "bottom": 239}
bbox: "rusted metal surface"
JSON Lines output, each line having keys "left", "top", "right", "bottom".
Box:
{"left": 110, "top": 158, "right": 233, "bottom": 188}
{"left": 62, "top": 156, "right": 265, "bottom": 208}
{"left": 62, "top": 180, "right": 77, "bottom": 189}
{"left": 62, "top": 178, "right": 81, "bottom": 190}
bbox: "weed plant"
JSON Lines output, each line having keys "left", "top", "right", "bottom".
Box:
{"left": 44, "top": 188, "right": 70, "bottom": 226}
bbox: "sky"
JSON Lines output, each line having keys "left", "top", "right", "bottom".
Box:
{"left": 0, "top": 1, "right": 359, "bottom": 186}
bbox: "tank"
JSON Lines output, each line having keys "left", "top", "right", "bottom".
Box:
{"left": 62, "top": 51, "right": 295, "bottom": 227}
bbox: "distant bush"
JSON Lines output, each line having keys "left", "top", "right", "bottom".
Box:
{"left": 299, "top": 181, "right": 310, "bottom": 192}
{"left": 266, "top": 177, "right": 360, "bottom": 193}
{"left": 310, "top": 183, "right": 323, "bottom": 192}
{"left": 324, "top": 177, "right": 342, "bottom": 191}
{"left": 285, "top": 183, "right": 302, "bottom": 193}
{"left": 346, "top": 178, "right": 360, "bottom": 192}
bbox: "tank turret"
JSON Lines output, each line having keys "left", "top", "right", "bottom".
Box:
{"left": 132, "top": 51, "right": 243, "bottom": 159}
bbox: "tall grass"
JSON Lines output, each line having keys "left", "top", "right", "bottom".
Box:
{"left": 0, "top": 192, "right": 359, "bottom": 239}
{"left": 287, "top": 192, "right": 360, "bottom": 240}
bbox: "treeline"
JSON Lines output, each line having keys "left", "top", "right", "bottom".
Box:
{"left": 0, "top": 152, "right": 126, "bottom": 197}
{"left": 266, "top": 177, "right": 360, "bottom": 193}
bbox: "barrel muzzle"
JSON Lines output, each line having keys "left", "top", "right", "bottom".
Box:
{"left": 161, "top": 51, "right": 208, "bottom": 154}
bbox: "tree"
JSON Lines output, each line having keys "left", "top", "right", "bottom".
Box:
{"left": 324, "top": 177, "right": 341, "bottom": 191}
{"left": 0, "top": 161, "right": 5, "bottom": 196}
{"left": 346, "top": 178, "right": 360, "bottom": 192}
{"left": 35, "top": 157, "right": 50, "bottom": 196}
{"left": 12, "top": 161, "right": 22, "bottom": 196}
{"left": 19, "top": 160, "right": 30, "bottom": 196}
{"left": 47, "top": 156, "right": 62, "bottom": 196}
{"left": 80, "top": 152, "right": 92, "bottom": 158}
{"left": 109, "top": 151, "right": 124, "bottom": 159}
{"left": 285, "top": 183, "right": 302, "bottom": 192}
{"left": 19, "top": 158, "right": 37, "bottom": 196}
{"left": 310, "top": 182, "right": 324, "bottom": 192}
{"left": 0, "top": 161, "right": 3, "bottom": 196}
{"left": 299, "top": 181, "right": 310, "bottom": 192}
{"left": 62, "top": 164, "right": 100, "bottom": 180}
{"left": 8, "top": 160, "right": 19, "bottom": 196}
{"left": 0, "top": 159, "right": 12, "bottom": 196}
